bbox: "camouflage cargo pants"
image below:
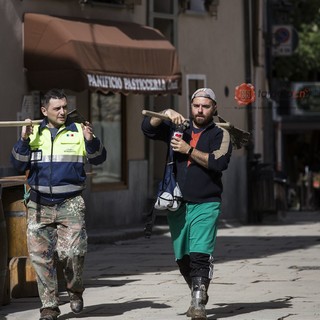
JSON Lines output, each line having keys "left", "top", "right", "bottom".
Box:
{"left": 27, "top": 195, "right": 88, "bottom": 310}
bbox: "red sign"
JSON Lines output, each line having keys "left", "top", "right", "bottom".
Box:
{"left": 235, "top": 83, "right": 256, "bottom": 106}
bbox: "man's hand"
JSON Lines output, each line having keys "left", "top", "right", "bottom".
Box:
{"left": 150, "top": 108, "right": 186, "bottom": 127}
{"left": 164, "top": 109, "right": 186, "bottom": 125}
{"left": 82, "top": 121, "right": 94, "bottom": 141}
{"left": 170, "top": 136, "right": 190, "bottom": 154}
{"left": 21, "top": 119, "right": 34, "bottom": 141}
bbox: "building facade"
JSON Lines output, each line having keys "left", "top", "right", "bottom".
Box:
{"left": 0, "top": 0, "right": 261, "bottom": 229}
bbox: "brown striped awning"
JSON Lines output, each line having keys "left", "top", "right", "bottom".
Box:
{"left": 24, "top": 13, "right": 181, "bottom": 95}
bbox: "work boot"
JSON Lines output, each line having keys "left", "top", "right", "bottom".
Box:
{"left": 186, "top": 277, "right": 210, "bottom": 319}
{"left": 39, "top": 307, "right": 61, "bottom": 320}
{"left": 70, "top": 293, "right": 84, "bottom": 314}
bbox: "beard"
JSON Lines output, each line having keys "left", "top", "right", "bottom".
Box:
{"left": 193, "top": 114, "right": 213, "bottom": 128}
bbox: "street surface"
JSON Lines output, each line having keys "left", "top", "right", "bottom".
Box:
{"left": 1, "top": 210, "right": 320, "bottom": 320}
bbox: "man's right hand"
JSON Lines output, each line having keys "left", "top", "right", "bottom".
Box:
{"left": 21, "top": 118, "right": 34, "bottom": 141}
{"left": 150, "top": 108, "right": 186, "bottom": 127}
{"left": 164, "top": 109, "right": 186, "bottom": 125}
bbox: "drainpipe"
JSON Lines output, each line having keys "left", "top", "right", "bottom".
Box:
{"left": 243, "top": 0, "right": 255, "bottom": 223}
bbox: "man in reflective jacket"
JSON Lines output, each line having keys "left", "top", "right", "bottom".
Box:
{"left": 11, "top": 89, "right": 107, "bottom": 320}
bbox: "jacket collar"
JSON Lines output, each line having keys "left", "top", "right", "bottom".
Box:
{"left": 38, "top": 118, "right": 79, "bottom": 134}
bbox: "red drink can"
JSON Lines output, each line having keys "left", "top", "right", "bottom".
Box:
{"left": 173, "top": 131, "right": 183, "bottom": 139}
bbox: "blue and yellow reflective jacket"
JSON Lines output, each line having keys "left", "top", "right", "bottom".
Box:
{"left": 11, "top": 119, "right": 107, "bottom": 205}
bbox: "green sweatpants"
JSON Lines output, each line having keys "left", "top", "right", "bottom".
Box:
{"left": 167, "top": 202, "right": 221, "bottom": 260}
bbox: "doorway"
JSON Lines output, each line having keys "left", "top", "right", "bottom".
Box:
{"left": 283, "top": 130, "right": 320, "bottom": 210}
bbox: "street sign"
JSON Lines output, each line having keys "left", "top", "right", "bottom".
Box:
{"left": 272, "top": 25, "right": 298, "bottom": 56}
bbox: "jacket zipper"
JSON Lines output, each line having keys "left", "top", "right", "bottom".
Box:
{"left": 49, "top": 127, "right": 66, "bottom": 199}
{"left": 49, "top": 135, "right": 54, "bottom": 197}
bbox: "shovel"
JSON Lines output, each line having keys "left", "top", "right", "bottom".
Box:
{"left": 142, "top": 109, "right": 251, "bottom": 150}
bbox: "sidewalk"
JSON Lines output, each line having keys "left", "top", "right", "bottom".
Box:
{"left": 1, "top": 210, "right": 320, "bottom": 320}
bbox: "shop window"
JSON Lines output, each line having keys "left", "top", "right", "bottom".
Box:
{"left": 90, "top": 92, "right": 125, "bottom": 186}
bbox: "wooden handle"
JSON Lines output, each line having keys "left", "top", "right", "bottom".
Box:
{"left": 142, "top": 109, "right": 231, "bottom": 129}
{"left": 0, "top": 120, "right": 43, "bottom": 128}
{"left": 142, "top": 110, "right": 171, "bottom": 121}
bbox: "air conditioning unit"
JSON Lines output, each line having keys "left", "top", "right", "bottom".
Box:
{"left": 290, "top": 82, "right": 320, "bottom": 115}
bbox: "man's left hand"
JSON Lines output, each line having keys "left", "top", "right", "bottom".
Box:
{"left": 82, "top": 121, "right": 94, "bottom": 141}
{"left": 170, "top": 136, "right": 190, "bottom": 154}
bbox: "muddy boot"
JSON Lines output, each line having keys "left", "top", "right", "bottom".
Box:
{"left": 186, "top": 277, "right": 210, "bottom": 319}
{"left": 69, "top": 292, "right": 84, "bottom": 314}
{"left": 39, "top": 307, "right": 61, "bottom": 320}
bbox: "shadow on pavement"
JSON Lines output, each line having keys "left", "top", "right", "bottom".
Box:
{"left": 57, "top": 299, "right": 171, "bottom": 319}
{"left": 83, "top": 279, "right": 139, "bottom": 287}
{"left": 207, "top": 296, "right": 293, "bottom": 319}
{"left": 215, "top": 235, "right": 320, "bottom": 263}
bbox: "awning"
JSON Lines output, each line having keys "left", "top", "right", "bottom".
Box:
{"left": 23, "top": 13, "right": 181, "bottom": 95}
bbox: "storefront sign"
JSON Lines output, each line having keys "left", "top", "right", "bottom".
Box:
{"left": 87, "top": 73, "right": 179, "bottom": 94}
